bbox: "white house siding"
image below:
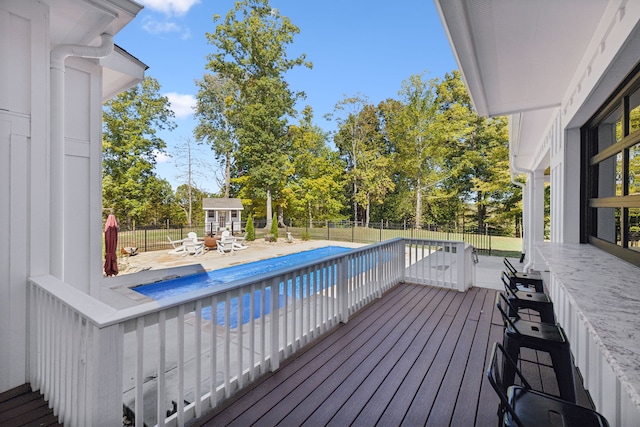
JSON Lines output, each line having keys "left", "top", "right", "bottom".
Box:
{"left": 61, "top": 57, "right": 104, "bottom": 295}
{"left": 0, "top": 0, "right": 142, "bottom": 397}
{"left": 0, "top": 0, "right": 48, "bottom": 393}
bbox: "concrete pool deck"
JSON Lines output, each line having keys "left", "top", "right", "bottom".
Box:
{"left": 99, "top": 238, "right": 512, "bottom": 310}
{"left": 99, "top": 239, "right": 366, "bottom": 309}
{"left": 118, "top": 239, "right": 367, "bottom": 275}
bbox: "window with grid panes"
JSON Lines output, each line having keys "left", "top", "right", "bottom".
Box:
{"left": 583, "top": 65, "right": 640, "bottom": 267}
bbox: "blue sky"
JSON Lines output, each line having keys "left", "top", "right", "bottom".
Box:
{"left": 114, "top": 0, "right": 457, "bottom": 193}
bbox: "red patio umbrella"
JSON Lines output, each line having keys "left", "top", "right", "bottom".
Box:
{"left": 104, "top": 213, "right": 118, "bottom": 276}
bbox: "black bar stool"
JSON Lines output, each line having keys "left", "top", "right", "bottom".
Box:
{"left": 487, "top": 342, "right": 610, "bottom": 427}
{"left": 504, "top": 258, "right": 545, "bottom": 292}
{"left": 496, "top": 293, "right": 576, "bottom": 403}
{"left": 501, "top": 272, "right": 555, "bottom": 324}
{"left": 504, "top": 258, "right": 545, "bottom": 293}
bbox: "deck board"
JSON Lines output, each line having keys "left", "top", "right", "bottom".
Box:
{"left": 0, "top": 384, "right": 62, "bottom": 426}
{"left": 192, "top": 283, "right": 594, "bottom": 427}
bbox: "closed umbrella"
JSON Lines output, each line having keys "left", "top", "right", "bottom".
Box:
{"left": 104, "top": 213, "right": 118, "bottom": 276}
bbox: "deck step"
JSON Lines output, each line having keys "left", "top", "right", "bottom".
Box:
{"left": 0, "top": 383, "right": 62, "bottom": 426}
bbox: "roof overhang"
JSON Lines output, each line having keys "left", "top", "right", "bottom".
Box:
{"left": 434, "top": 0, "right": 609, "bottom": 118}
{"left": 203, "top": 198, "right": 245, "bottom": 211}
{"left": 434, "top": 0, "right": 613, "bottom": 172}
{"left": 48, "top": 0, "right": 146, "bottom": 100}
{"left": 101, "top": 45, "right": 148, "bottom": 101}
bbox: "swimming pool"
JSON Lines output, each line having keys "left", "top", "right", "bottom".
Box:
{"left": 134, "top": 246, "right": 352, "bottom": 327}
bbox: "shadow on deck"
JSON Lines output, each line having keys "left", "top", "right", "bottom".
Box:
{"left": 191, "top": 283, "right": 593, "bottom": 427}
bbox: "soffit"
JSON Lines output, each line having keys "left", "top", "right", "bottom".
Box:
{"left": 101, "top": 45, "right": 148, "bottom": 101}
{"left": 435, "top": 0, "right": 609, "bottom": 117}
{"left": 46, "top": 0, "right": 146, "bottom": 100}
{"left": 48, "top": 0, "right": 142, "bottom": 46}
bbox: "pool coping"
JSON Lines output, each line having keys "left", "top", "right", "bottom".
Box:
{"left": 99, "top": 264, "right": 207, "bottom": 309}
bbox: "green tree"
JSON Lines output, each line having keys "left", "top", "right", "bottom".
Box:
{"left": 381, "top": 73, "right": 444, "bottom": 228}
{"left": 285, "top": 106, "right": 346, "bottom": 226}
{"left": 174, "top": 184, "right": 210, "bottom": 227}
{"left": 435, "top": 71, "right": 519, "bottom": 232}
{"left": 139, "top": 176, "right": 175, "bottom": 226}
{"left": 355, "top": 105, "right": 395, "bottom": 227}
{"left": 270, "top": 213, "right": 279, "bottom": 239}
{"left": 329, "top": 94, "right": 368, "bottom": 224}
{"left": 333, "top": 98, "right": 394, "bottom": 227}
{"left": 173, "top": 137, "right": 212, "bottom": 225}
{"left": 194, "top": 74, "right": 238, "bottom": 197}
{"left": 102, "top": 76, "right": 176, "bottom": 228}
{"left": 204, "top": 0, "right": 312, "bottom": 229}
{"left": 245, "top": 214, "right": 255, "bottom": 241}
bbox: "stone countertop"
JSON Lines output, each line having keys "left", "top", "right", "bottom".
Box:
{"left": 536, "top": 242, "right": 640, "bottom": 406}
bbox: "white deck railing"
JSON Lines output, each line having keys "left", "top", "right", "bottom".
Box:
{"left": 28, "top": 238, "right": 475, "bottom": 426}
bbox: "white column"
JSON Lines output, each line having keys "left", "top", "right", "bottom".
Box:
{"left": 562, "top": 128, "right": 582, "bottom": 243}
{"left": 521, "top": 180, "right": 530, "bottom": 257}
{"left": 530, "top": 170, "right": 546, "bottom": 271}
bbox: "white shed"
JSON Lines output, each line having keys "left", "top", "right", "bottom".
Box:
{"left": 203, "top": 198, "right": 244, "bottom": 234}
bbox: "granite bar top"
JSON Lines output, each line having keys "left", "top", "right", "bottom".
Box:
{"left": 536, "top": 242, "right": 640, "bottom": 406}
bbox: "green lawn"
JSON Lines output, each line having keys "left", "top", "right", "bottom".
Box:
{"left": 111, "top": 225, "right": 522, "bottom": 258}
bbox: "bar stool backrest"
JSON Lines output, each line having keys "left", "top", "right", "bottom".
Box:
{"left": 504, "top": 258, "right": 518, "bottom": 275}
{"left": 496, "top": 293, "right": 523, "bottom": 336}
{"left": 487, "top": 342, "right": 529, "bottom": 427}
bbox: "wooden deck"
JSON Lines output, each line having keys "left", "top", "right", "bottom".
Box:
{"left": 191, "top": 283, "right": 593, "bottom": 427}
{"left": 0, "top": 383, "right": 62, "bottom": 427}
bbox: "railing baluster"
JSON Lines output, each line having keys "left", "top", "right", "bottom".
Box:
{"left": 28, "top": 237, "right": 474, "bottom": 427}
{"left": 237, "top": 289, "right": 243, "bottom": 389}
{"left": 302, "top": 269, "right": 308, "bottom": 346}
{"left": 249, "top": 283, "right": 256, "bottom": 382}
{"left": 195, "top": 299, "right": 202, "bottom": 418}
{"left": 283, "top": 274, "right": 289, "bottom": 358}
{"left": 177, "top": 305, "right": 185, "bottom": 426}
{"left": 157, "top": 310, "right": 166, "bottom": 427}
{"left": 270, "top": 277, "right": 280, "bottom": 372}
{"left": 224, "top": 293, "right": 231, "bottom": 397}
{"left": 259, "top": 282, "right": 266, "bottom": 373}
{"left": 135, "top": 317, "right": 144, "bottom": 427}
{"left": 209, "top": 294, "right": 217, "bottom": 409}
{"left": 70, "top": 312, "right": 80, "bottom": 427}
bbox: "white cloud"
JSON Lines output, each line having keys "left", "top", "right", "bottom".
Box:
{"left": 166, "top": 92, "right": 196, "bottom": 119}
{"left": 138, "top": 0, "right": 201, "bottom": 16}
{"left": 142, "top": 18, "right": 180, "bottom": 34}
{"left": 154, "top": 150, "right": 172, "bottom": 163}
{"left": 141, "top": 16, "right": 191, "bottom": 39}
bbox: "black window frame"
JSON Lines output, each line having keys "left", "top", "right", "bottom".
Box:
{"left": 582, "top": 62, "right": 640, "bottom": 268}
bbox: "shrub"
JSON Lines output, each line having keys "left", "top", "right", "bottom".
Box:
{"left": 265, "top": 233, "right": 276, "bottom": 242}
{"left": 246, "top": 214, "right": 255, "bottom": 241}
{"left": 301, "top": 231, "right": 311, "bottom": 241}
{"left": 270, "top": 213, "right": 278, "bottom": 239}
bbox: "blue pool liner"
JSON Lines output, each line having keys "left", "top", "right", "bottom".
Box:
{"left": 134, "top": 246, "right": 353, "bottom": 328}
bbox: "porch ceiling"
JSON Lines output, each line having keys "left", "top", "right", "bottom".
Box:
{"left": 434, "top": 0, "right": 609, "bottom": 118}
{"left": 435, "top": 0, "right": 611, "bottom": 171}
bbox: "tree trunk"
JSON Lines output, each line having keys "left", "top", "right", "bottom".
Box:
{"left": 308, "top": 201, "right": 313, "bottom": 228}
{"left": 265, "top": 188, "right": 272, "bottom": 229}
{"left": 187, "top": 181, "right": 192, "bottom": 226}
{"left": 365, "top": 194, "right": 371, "bottom": 228}
{"left": 277, "top": 205, "right": 285, "bottom": 227}
{"left": 224, "top": 150, "right": 231, "bottom": 198}
{"left": 353, "top": 180, "right": 358, "bottom": 226}
{"left": 415, "top": 176, "right": 423, "bottom": 229}
{"left": 477, "top": 191, "right": 486, "bottom": 231}
{"left": 187, "top": 138, "right": 193, "bottom": 226}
